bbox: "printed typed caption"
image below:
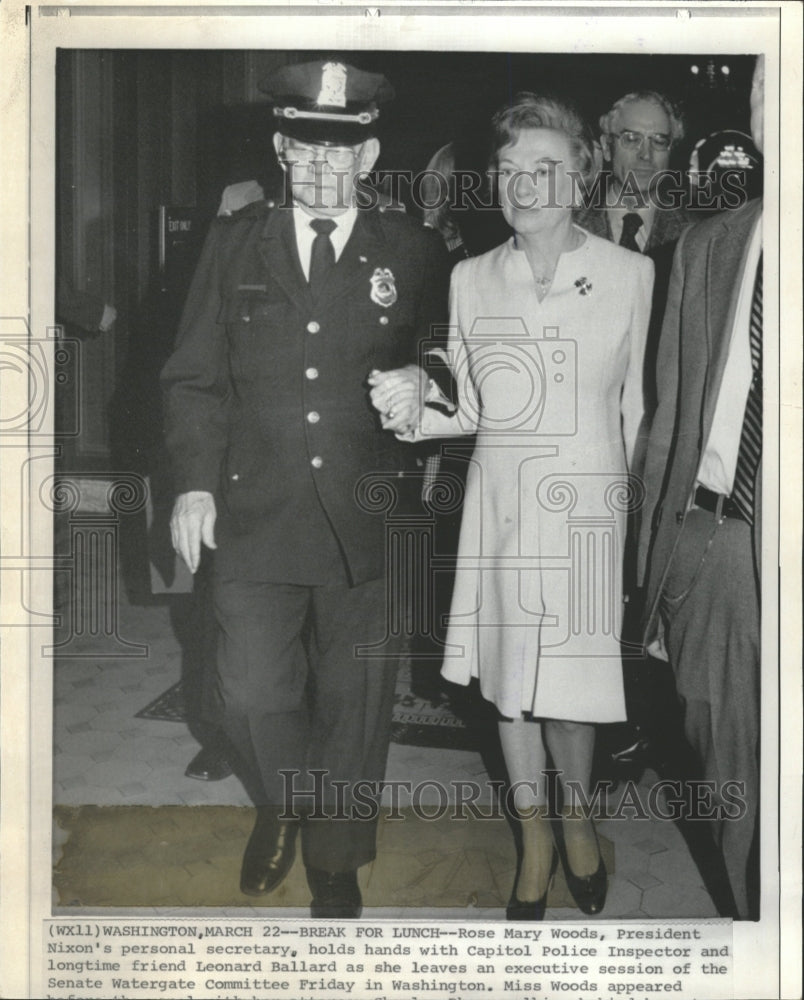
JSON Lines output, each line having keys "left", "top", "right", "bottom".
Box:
{"left": 43, "top": 920, "right": 733, "bottom": 1000}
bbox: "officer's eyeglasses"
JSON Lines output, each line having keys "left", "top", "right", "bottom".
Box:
{"left": 609, "top": 130, "right": 672, "bottom": 152}
{"left": 281, "top": 140, "right": 362, "bottom": 169}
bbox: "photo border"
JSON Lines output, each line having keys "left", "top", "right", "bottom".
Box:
{"left": 1, "top": 3, "right": 801, "bottom": 998}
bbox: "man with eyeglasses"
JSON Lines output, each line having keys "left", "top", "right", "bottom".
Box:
{"left": 578, "top": 90, "right": 691, "bottom": 255}
{"left": 161, "top": 59, "right": 448, "bottom": 917}
{"left": 578, "top": 91, "right": 692, "bottom": 407}
{"left": 576, "top": 91, "right": 693, "bottom": 793}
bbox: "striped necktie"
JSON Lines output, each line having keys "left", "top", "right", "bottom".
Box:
{"left": 730, "top": 254, "right": 763, "bottom": 525}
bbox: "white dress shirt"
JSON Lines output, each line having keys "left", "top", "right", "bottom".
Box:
{"left": 696, "top": 211, "right": 763, "bottom": 495}
{"left": 293, "top": 203, "right": 358, "bottom": 280}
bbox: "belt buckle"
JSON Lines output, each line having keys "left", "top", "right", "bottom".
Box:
{"left": 691, "top": 485, "right": 725, "bottom": 520}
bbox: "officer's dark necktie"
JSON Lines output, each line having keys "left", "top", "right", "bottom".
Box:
{"left": 619, "top": 213, "right": 643, "bottom": 252}
{"left": 730, "top": 254, "right": 763, "bottom": 526}
{"left": 308, "top": 217, "right": 337, "bottom": 295}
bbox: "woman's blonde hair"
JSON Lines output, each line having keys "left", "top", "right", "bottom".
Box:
{"left": 491, "top": 92, "right": 597, "bottom": 186}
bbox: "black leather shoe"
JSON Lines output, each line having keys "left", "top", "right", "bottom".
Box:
{"left": 506, "top": 847, "right": 558, "bottom": 921}
{"left": 306, "top": 867, "right": 362, "bottom": 919}
{"left": 239, "top": 809, "right": 299, "bottom": 896}
{"left": 563, "top": 852, "right": 607, "bottom": 916}
{"left": 185, "top": 745, "right": 233, "bottom": 782}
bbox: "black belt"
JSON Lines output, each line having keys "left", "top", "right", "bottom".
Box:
{"left": 693, "top": 485, "right": 747, "bottom": 523}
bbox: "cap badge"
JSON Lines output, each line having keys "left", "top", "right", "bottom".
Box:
{"left": 317, "top": 62, "right": 348, "bottom": 108}
{"left": 370, "top": 267, "right": 397, "bottom": 308}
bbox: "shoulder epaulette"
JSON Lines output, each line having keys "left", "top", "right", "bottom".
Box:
{"left": 219, "top": 198, "right": 276, "bottom": 222}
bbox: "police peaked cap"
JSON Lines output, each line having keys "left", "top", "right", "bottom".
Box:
{"left": 261, "top": 59, "right": 394, "bottom": 146}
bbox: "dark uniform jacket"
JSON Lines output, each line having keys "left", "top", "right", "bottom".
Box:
{"left": 161, "top": 200, "right": 450, "bottom": 586}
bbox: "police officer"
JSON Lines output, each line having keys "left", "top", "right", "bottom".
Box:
{"left": 161, "top": 59, "right": 448, "bottom": 917}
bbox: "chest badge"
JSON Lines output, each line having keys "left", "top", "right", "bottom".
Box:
{"left": 370, "top": 267, "right": 397, "bottom": 308}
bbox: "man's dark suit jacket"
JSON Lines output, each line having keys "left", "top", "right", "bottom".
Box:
{"left": 575, "top": 200, "right": 692, "bottom": 416}
{"left": 638, "top": 197, "right": 763, "bottom": 642}
{"left": 161, "top": 200, "right": 449, "bottom": 586}
{"left": 574, "top": 201, "right": 691, "bottom": 255}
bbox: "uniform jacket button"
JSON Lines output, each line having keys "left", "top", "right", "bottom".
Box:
{"left": 379, "top": 315, "right": 389, "bottom": 325}
{"left": 311, "top": 456, "right": 323, "bottom": 469}
{"left": 307, "top": 411, "right": 320, "bottom": 424}
{"left": 307, "top": 320, "right": 320, "bottom": 334}
{"left": 305, "top": 367, "right": 319, "bottom": 380}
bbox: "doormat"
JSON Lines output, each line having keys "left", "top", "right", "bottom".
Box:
{"left": 53, "top": 804, "right": 614, "bottom": 911}
{"left": 136, "top": 665, "right": 495, "bottom": 752}
{"left": 135, "top": 680, "right": 187, "bottom": 723}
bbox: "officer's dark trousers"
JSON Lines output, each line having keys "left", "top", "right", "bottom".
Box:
{"left": 213, "top": 574, "right": 402, "bottom": 873}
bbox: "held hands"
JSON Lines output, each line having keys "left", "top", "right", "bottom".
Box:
{"left": 368, "top": 365, "right": 429, "bottom": 438}
{"left": 170, "top": 491, "right": 217, "bottom": 574}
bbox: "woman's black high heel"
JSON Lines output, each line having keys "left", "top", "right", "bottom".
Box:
{"left": 506, "top": 847, "right": 558, "bottom": 921}
{"left": 564, "top": 854, "right": 607, "bottom": 915}
{"left": 562, "top": 822, "right": 607, "bottom": 915}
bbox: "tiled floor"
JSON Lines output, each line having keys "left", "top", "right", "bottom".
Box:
{"left": 52, "top": 565, "right": 720, "bottom": 920}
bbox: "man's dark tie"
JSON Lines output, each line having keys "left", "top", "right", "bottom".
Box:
{"left": 619, "top": 213, "right": 643, "bottom": 252}
{"left": 308, "top": 217, "right": 337, "bottom": 295}
{"left": 730, "top": 255, "right": 763, "bottom": 526}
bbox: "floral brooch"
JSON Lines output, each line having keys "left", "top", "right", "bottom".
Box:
{"left": 574, "top": 277, "right": 593, "bottom": 296}
{"left": 370, "top": 267, "right": 398, "bottom": 308}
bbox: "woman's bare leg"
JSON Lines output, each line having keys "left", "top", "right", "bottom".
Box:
{"left": 543, "top": 719, "right": 600, "bottom": 876}
{"left": 498, "top": 717, "right": 554, "bottom": 901}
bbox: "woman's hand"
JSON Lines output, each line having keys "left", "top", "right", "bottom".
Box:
{"left": 367, "top": 365, "right": 429, "bottom": 437}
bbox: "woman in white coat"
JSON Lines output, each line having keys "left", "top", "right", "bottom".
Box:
{"left": 370, "top": 93, "right": 653, "bottom": 919}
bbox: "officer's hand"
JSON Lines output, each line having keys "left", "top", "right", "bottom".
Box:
{"left": 170, "top": 491, "right": 217, "bottom": 574}
{"left": 367, "top": 365, "right": 428, "bottom": 436}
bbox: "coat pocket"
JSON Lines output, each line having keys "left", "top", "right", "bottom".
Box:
{"left": 659, "top": 514, "right": 720, "bottom": 617}
{"left": 219, "top": 292, "right": 287, "bottom": 378}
